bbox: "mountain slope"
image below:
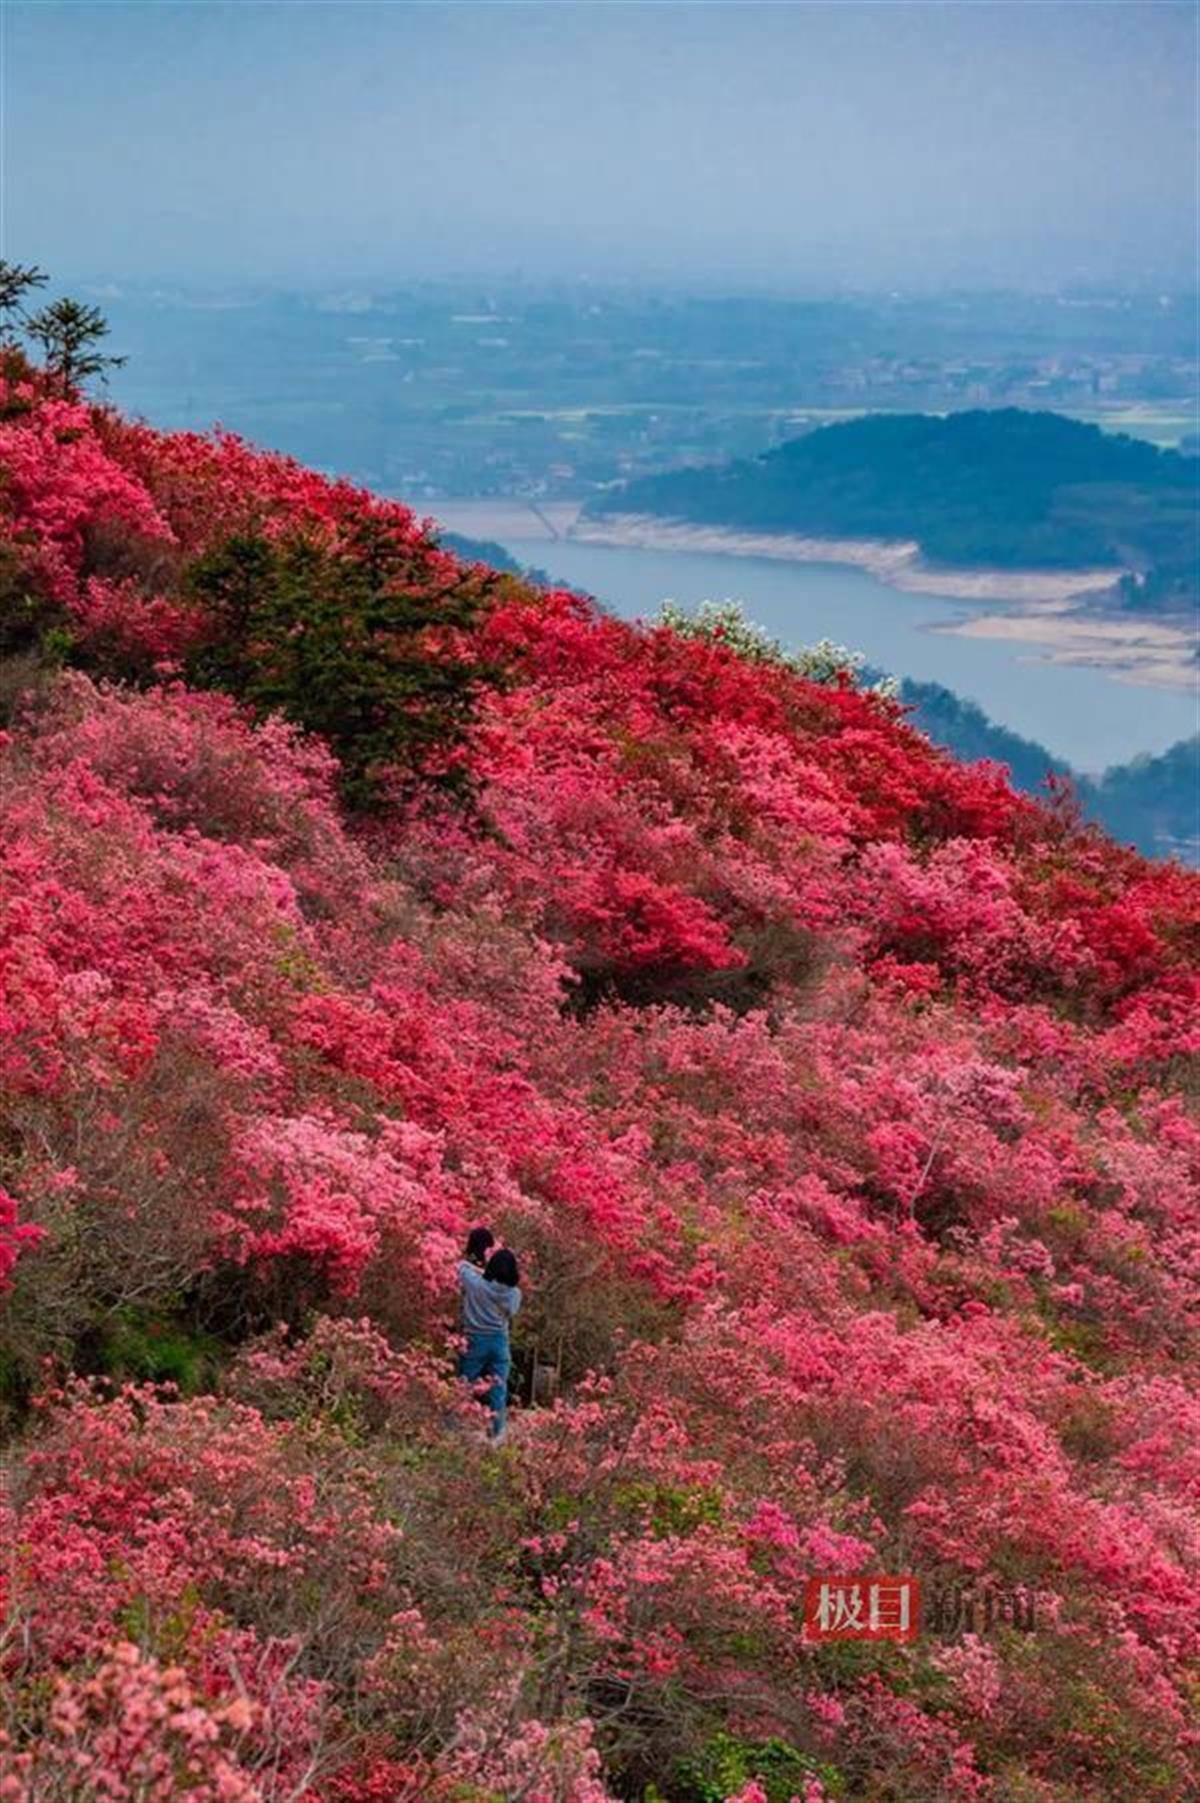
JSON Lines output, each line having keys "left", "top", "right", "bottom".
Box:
{"left": 894, "top": 680, "right": 1198, "bottom": 865}
{"left": 1082, "top": 735, "right": 1200, "bottom": 865}
{"left": 1, "top": 364, "right": 1198, "bottom": 1802}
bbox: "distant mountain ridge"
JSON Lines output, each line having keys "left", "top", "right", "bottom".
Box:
{"left": 589, "top": 408, "right": 1198, "bottom": 608}
{"left": 894, "top": 679, "right": 1198, "bottom": 865}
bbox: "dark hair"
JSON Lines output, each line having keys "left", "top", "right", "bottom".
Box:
{"left": 484, "top": 1247, "right": 519, "bottom": 1288}
{"left": 465, "top": 1226, "right": 495, "bottom": 1264}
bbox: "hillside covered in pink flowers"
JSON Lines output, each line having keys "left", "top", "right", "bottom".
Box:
{"left": 1, "top": 353, "right": 1198, "bottom": 1802}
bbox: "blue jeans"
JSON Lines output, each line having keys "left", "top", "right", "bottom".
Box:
{"left": 459, "top": 1330, "right": 511, "bottom": 1438}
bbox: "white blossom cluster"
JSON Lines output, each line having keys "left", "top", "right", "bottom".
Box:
{"left": 657, "top": 599, "right": 901, "bottom": 698}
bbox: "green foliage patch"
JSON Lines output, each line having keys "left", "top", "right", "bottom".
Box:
{"left": 186, "top": 518, "right": 507, "bottom": 808}
{"left": 670, "top": 1731, "right": 844, "bottom": 1802}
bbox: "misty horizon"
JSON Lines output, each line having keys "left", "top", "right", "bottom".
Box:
{"left": 7, "top": 2, "right": 1196, "bottom": 292}
{"left": 42, "top": 274, "right": 1200, "bottom": 305}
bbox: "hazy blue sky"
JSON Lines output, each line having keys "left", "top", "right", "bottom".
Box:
{"left": 5, "top": 2, "right": 1195, "bottom": 290}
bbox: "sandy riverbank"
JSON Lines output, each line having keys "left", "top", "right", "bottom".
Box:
{"left": 431, "top": 500, "right": 1196, "bottom": 692}
{"left": 429, "top": 498, "right": 583, "bottom": 542}
{"left": 433, "top": 500, "right": 1124, "bottom": 603}
{"left": 579, "top": 514, "right": 1197, "bottom": 688}
{"left": 572, "top": 512, "right": 1125, "bottom": 605}
{"left": 933, "top": 598, "right": 1197, "bottom": 691}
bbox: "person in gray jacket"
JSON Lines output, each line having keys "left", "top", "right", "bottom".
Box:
{"left": 457, "top": 1237, "right": 521, "bottom": 1441}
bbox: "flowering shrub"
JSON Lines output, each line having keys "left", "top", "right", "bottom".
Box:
{"left": 0, "top": 1642, "right": 265, "bottom": 1802}
{"left": 0, "top": 380, "right": 1197, "bottom": 1798}
{"left": 0, "top": 1186, "right": 41, "bottom": 1293}
{"left": 658, "top": 599, "right": 900, "bottom": 697}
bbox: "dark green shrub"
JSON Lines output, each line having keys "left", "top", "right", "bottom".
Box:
{"left": 88, "top": 1305, "right": 221, "bottom": 1394}
{"left": 185, "top": 518, "right": 506, "bottom": 808}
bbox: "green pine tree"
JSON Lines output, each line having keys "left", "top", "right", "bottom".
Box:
{"left": 25, "top": 296, "right": 126, "bottom": 393}
{"left": 185, "top": 517, "right": 507, "bottom": 809}
{"left": 0, "top": 260, "right": 48, "bottom": 344}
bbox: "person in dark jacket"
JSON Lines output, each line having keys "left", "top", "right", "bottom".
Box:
{"left": 463, "top": 1224, "right": 495, "bottom": 1269}
{"left": 457, "top": 1243, "right": 521, "bottom": 1441}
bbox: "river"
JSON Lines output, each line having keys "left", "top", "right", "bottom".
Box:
{"left": 496, "top": 537, "right": 1195, "bottom": 772}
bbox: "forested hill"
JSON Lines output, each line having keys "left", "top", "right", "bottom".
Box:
{"left": 2, "top": 356, "right": 1199, "bottom": 1801}
{"left": 893, "top": 680, "right": 1199, "bottom": 865}
{"left": 589, "top": 408, "right": 1198, "bottom": 601}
